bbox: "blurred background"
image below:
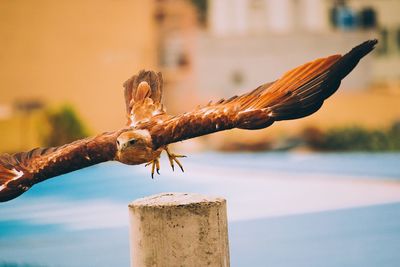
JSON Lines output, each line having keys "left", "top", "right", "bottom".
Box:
{"left": 1, "top": 0, "right": 400, "bottom": 153}
{"left": 0, "top": 1, "right": 400, "bottom": 267}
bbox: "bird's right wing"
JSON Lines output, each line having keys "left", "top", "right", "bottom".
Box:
{"left": 142, "top": 40, "right": 378, "bottom": 149}
{"left": 0, "top": 130, "right": 123, "bottom": 202}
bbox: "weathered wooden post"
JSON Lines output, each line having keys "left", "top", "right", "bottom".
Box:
{"left": 128, "top": 192, "right": 230, "bottom": 267}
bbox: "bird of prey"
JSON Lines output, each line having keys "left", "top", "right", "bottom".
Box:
{"left": 0, "top": 40, "right": 377, "bottom": 202}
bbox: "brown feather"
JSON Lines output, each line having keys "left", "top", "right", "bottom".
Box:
{"left": 0, "top": 130, "right": 126, "bottom": 202}
{"left": 142, "top": 40, "right": 378, "bottom": 149}
{"left": 123, "top": 70, "right": 165, "bottom": 126}
{"left": 134, "top": 81, "right": 151, "bottom": 101}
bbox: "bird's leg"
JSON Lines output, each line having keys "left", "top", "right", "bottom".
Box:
{"left": 145, "top": 157, "right": 160, "bottom": 179}
{"left": 165, "top": 146, "right": 186, "bottom": 172}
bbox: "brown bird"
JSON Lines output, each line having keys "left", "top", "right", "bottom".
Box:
{"left": 0, "top": 40, "right": 377, "bottom": 202}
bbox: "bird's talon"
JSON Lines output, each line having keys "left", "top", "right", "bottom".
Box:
{"left": 165, "top": 147, "right": 186, "bottom": 173}
{"left": 155, "top": 159, "right": 160, "bottom": 175}
{"left": 151, "top": 160, "right": 156, "bottom": 178}
{"left": 175, "top": 158, "right": 184, "bottom": 172}
{"left": 146, "top": 158, "right": 160, "bottom": 179}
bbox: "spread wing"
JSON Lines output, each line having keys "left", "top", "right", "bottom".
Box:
{"left": 141, "top": 40, "right": 377, "bottom": 149}
{"left": 123, "top": 70, "right": 166, "bottom": 126}
{"left": 0, "top": 131, "right": 122, "bottom": 202}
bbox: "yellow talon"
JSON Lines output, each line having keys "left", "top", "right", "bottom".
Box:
{"left": 145, "top": 157, "right": 160, "bottom": 179}
{"left": 165, "top": 146, "right": 186, "bottom": 172}
{"left": 145, "top": 147, "right": 185, "bottom": 178}
{"left": 155, "top": 159, "right": 160, "bottom": 175}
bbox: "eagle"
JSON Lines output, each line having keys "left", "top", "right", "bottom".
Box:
{"left": 0, "top": 40, "right": 377, "bottom": 202}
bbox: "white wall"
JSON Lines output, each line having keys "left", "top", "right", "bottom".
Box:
{"left": 193, "top": 32, "right": 376, "bottom": 103}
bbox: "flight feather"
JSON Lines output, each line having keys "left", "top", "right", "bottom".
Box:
{"left": 142, "top": 40, "right": 378, "bottom": 149}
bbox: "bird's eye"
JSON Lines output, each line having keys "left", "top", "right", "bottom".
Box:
{"left": 129, "top": 139, "right": 136, "bottom": 145}
{"left": 116, "top": 140, "right": 120, "bottom": 146}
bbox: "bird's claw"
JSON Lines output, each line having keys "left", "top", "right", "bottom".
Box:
{"left": 165, "top": 147, "right": 186, "bottom": 172}
{"left": 145, "top": 158, "right": 160, "bottom": 179}
{"left": 145, "top": 147, "right": 186, "bottom": 178}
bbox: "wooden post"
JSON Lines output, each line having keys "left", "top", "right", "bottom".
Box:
{"left": 128, "top": 192, "right": 230, "bottom": 267}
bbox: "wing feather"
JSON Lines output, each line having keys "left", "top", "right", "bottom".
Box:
{"left": 123, "top": 70, "right": 165, "bottom": 126}
{"left": 0, "top": 130, "right": 123, "bottom": 202}
{"left": 142, "top": 40, "right": 378, "bottom": 149}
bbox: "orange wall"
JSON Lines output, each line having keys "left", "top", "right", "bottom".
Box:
{"left": 0, "top": 0, "right": 158, "bottom": 133}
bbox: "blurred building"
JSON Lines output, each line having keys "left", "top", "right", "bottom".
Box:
{"left": 198, "top": 0, "right": 377, "bottom": 99}
{"left": 156, "top": 0, "right": 400, "bottom": 150}
{"left": 160, "top": 0, "right": 400, "bottom": 109}
{"left": 154, "top": 0, "right": 200, "bottom": 114}
{"left": 345, "top": 0, "right": 400, "bottom": 89}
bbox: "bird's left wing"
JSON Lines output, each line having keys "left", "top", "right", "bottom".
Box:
{"left": 141, "top": 40, "right": 377, "bottom": 149}
{"left": 123, "top": 70, "right": 165, "bottom": 126}
{"left": 0, "top": 130, "right": 124, "bottom": 202}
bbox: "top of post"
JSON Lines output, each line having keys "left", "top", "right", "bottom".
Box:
{"left": 128, "top": 192, "right": 225, "bottom": 209}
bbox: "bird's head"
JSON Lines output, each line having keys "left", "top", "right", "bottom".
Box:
{"left": 115, "top": 129, "right": 153, "bottom": 164}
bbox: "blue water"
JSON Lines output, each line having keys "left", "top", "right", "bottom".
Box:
{"left": 231, "top": 203, "right": 400, "bottom": 267}
{"left": 0, "top": 152, "right": 399, "bottom": 267}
